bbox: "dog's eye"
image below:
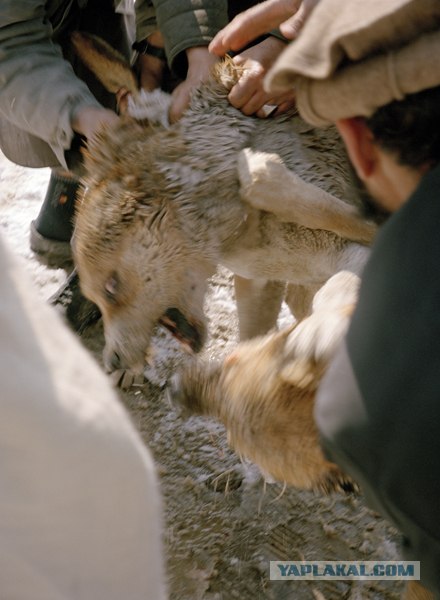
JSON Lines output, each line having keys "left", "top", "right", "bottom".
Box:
{"left": 104, "top": 273, "right": 119, "bottom": 303}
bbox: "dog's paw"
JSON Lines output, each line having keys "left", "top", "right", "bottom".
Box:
{"left": 280, "top": 272, "right": 360, "bottom": 387}
{"left": 109, "top": 368, "right": 146, "bottom": 390}
{"left": 314, "top": 465, "right": 359, "bottom": 495}
{"left": 280, "top": 309, "right": 351, "bottom": 389}
{"left": 238, "top": 148, "right": 289, "bottom": 212}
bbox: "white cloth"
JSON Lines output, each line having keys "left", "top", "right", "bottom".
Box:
{"left": 266, "top": 0, "right": 440, "bottom": 125}
{"left": 0, "top": 234, "right": 166, "bottom": 599}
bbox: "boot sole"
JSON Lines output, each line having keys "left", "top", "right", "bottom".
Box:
{"left": 30, "top": 221, "right": 73, "bottom": 270}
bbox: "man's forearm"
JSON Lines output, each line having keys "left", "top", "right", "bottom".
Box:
{"left": 152, "top": 0, "right": 228, "bottom": 72}
{"left": 0, "top": 2, "right": 102, "bottom": 164}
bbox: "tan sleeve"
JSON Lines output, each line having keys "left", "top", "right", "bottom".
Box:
{"left": 135, "top": 0, "right": 159, "bottom": 42}
{"left": 0, "top": 235, "right": 167, "bottom": 599}
{"left": 0, "top": 1, "right": 102, "bottom": 167}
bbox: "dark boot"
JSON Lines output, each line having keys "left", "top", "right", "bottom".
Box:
{"left": 49, "top": 269, "right": 102, "bottom": 334}
{"left": 31, "top": 170, "right": 101, "bottom": 332}
{"left": 30, "top": 168, "right": 79, "bottom": 269}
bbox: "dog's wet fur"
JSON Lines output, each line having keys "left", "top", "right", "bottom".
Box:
{"left": 72, "top": 33, "right": 372, "bottom": 374}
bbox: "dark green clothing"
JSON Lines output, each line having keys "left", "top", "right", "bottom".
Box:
{"left": 152, "top": 0, "right": 285, "bottom": 76}
{"left": 153, "top": 0, "right": 228, "bottom": 73}
{"left": 316, "top": 163, "right": 440, "bottom": 595}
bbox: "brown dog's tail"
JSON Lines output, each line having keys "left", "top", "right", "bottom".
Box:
{"left": 71, "top": 31, "right": 139, "bottom": 97}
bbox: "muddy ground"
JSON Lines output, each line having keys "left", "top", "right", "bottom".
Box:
{"left": 0, "top": 152, "right": 403, "bottom": 600}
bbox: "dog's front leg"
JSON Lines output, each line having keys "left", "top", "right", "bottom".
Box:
{"left": 284, "top": 282, "right": 320, "bottom": 321}
{"left": 238, "top": 148, "right": 377, "bottom": 245}
{"left": 234, "top": 275, "right": 285, "bottom": 340}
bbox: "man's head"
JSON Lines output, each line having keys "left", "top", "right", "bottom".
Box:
{"left": 265, "top": 0, "right": 440, "bottom": 214}
{"left": 336, "top": 84, "right": 440, "bottom": 214}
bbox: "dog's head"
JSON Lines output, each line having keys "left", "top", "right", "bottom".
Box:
{"left": 169, "top": 327, "right": 357, "bottom": 494}
{"left": 73, "top": 120, "right": 213, "bottom": 372}
{"left": 169, "top": 274, "right": 360, "bottom": 493}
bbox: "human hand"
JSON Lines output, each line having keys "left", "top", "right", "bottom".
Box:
{"left": 229, "top": 37, "right": 296, "bottom": 117}
{"left": 169, "top": 46, "right": 219, "bottom": 123}
{"left": 209, "top": 0, "right": 320, "bottom": 56}
{"left": 71, "top": 106, "right": 120, "bottom": 141}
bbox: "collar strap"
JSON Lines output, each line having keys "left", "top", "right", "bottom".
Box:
{"left": 132, "top": 39, "right": 166, "bottom": 61}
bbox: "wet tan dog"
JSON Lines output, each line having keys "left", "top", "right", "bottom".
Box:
{"left": 169, "top": 271, "right": 359, "bottom": 493}
{"left": 71, "top": 33, "right": 376, "bottom": 375}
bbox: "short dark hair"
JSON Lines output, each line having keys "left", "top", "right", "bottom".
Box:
{"left": 366, "top": 85, "right": 440, "bottom": 169}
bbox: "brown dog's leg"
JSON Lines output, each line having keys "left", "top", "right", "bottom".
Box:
{"left": 403, "top": 581, "right": 434, "bottom": 600}
{"left": 234, "top": 275, "right": 285, "bottom": 340}
{"left": 285, "top": 282, "right": 320, "bottom": 321}
{"left": 238, "top": 148, "right": 377, "bottom": 245}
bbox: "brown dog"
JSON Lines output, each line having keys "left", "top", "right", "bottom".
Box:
{"left": 169, "top": 271, "right": 359, "bottom": 493}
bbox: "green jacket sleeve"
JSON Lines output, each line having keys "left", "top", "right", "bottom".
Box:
{"left": 152, "top": 0, "right": 228, "bottom": 75}
{"left": 270, "top": 29, "right": 289, "bottom": 44}
{"left": 135, "top": 0, "right": 158, "bottom": 42}
{"left": 0, "top": 1, "right": 102, "bottom": 168}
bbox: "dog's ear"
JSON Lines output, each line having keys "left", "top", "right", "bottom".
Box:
{"left": 71, "top": 31, "right": 139, "bottom": 98}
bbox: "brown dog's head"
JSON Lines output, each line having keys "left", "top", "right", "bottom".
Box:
{"left": 169, "top": 273, "right": 361, "bottom": 493}
{"left": 73, "top": 120, "right": 213, "bottom": 372}
{"left": 170, "top": 327, "right": 357, "bottom": 494}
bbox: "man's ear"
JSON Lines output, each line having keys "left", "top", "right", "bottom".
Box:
{"left": 336, "top": 118, "right": 377, "bottom": 183}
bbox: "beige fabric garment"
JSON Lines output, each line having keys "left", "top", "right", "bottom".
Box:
{"left": 0, "top": 234, "right": 166, "bottom": 599}
{"left": 266, "top": 0, "right": 440, "bottom": 125}
{"left": 0, "top": 0, "right": 136, "bottom": 169}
